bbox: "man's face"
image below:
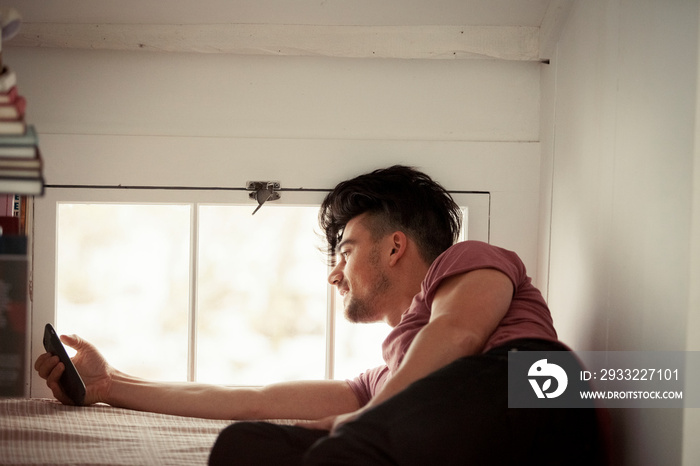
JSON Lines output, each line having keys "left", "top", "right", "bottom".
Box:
{"left": 327, "top": 215, "right": 390, "bottom": 323}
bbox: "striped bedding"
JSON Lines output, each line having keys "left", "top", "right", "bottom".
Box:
{"left": 0, "top": 398, "right": 240, "bottom": 465}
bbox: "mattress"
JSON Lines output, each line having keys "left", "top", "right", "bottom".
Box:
{"left": 0, "top": 398, "right": 245, "bottom": 465}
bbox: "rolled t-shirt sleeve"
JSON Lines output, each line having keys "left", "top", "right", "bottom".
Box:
{"left": 346, "top": 365, "right": 390, "bottom": 407}
{"left": 418, "top": 240, "right": 556, "bottom": 351}
{"left": 422, "top": 241, "right": 524, "bottom": 306}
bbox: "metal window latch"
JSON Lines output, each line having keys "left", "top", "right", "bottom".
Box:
{"left": 246, "top": 181, "right": 281, "bottom": 215}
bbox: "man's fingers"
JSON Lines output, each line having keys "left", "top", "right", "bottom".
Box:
{"left": 35, "top": 354, "right": 60, "bottom": 379}
{"left": 45, "top": 361, "right": 72, "bottom": 405}
{"left": 47, "top": 359, "right": 65, "bottom": 383}
{"left": 296, "top": 416, "right": 334, "bottom": 431}
{"left": 34, "top": 352, "right": 53, "bottom": 372}
{"left": 34, "top": 338, "right": 84, "bottom": 406}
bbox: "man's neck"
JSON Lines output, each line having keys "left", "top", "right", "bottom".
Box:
{"left": 382, "top": 259, "right": 430, "bottom": 327}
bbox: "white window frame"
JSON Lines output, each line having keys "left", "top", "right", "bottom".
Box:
{"left": 29, "top": 187, "right": 489, "bottom": 397}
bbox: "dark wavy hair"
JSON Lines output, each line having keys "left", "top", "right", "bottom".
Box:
{"left": 319, "top": 165, "right": 462, "bottom": 265}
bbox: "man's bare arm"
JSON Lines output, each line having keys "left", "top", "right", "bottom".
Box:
{"left": 367, "top": 268, "right": 513, "bottom": 408}
{"left": 107, "top": 373, "right": 360, "bottom": 420}
{"left": 35, "top": 334, "right": 360, "bottom": 420}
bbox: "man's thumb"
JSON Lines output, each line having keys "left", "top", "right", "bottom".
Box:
{"left": 59, "top": 334, "right": 82, "bottom": 351}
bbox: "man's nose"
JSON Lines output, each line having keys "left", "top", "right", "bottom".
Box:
{"left": 327, "top": 263, "right": 343, "bottom": 286}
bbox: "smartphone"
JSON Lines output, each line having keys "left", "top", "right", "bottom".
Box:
{"left": 42, "top": 323, "right": 86, "bottom": 406}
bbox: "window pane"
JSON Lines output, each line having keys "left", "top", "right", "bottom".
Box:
{"left": 196, "top": 205, "right": 327, "bottom": 385}
{"left": 56, "top": 204, "right": 191, "bottom": 381}
{"left": 333, "top": 301, "right": 390, "bottom": 381}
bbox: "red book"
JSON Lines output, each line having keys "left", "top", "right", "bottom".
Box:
{"left": 0, "top": 215, "right": 19, "bottom": 234}
{"left": 0, "top": 196, "right": 14, "bottom": 217}
{"left": 0, "top": 87, "right": 18, "bottom": 105}
{"left": 0, "top": 96, "right": 26, "bottom": 120}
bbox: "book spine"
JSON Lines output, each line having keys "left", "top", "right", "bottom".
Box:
{"left": 0, "top": 194, "right": 12, "bottom": 217}
{"left": 0, "top": 96, "right": 25, "bottom": 119}
{"left": 0, "top": 68, "right": 16, "bottom": 93}
{"left": 12, "top": 194, "right": 20, "bottom": 217}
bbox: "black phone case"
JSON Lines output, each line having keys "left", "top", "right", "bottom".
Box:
{"left": 42, "top": 323, "right": 86, "bottom": 406}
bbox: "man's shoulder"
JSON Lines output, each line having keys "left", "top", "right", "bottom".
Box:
{"left": 437, "top": 240, "right": 512, "bottom": 262}
{"left": 428, "top": 240, "right": 525, "bottom": 281}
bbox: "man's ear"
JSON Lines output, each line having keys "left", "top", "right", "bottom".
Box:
{"left": 388, "top": 231, "right": 408, "bottom": 266}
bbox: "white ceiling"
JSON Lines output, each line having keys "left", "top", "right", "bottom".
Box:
{"left": 1, "top": 0, "right": 572, "bottom": 61}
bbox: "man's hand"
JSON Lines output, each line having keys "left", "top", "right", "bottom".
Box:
{"left": 34, "top": 334, "right": 113, "bottom": 406}
{"left": 300, "top": 408, "right": 364, "bottom": 434}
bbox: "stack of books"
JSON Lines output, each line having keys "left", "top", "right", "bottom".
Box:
{"left": 0, "top": 8, "right": 43, "bottom": 239}
{"left": 0, "top": 66, "right": 43, "bottom": 197}
{"left": 0, "top": 7, "right": 31, "bottom": 398}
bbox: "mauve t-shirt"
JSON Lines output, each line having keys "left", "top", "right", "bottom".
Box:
{"left": 346, "top": 240, "right": 559, "bottom": 406}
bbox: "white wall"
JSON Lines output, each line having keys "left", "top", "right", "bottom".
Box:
{"left": 6, "top": 46, "right": 545, "bottom": 276}
{"left": 540, "top": 0, "right": 699, "bottom": 464}
{"left": 684, "top": 27, "right": 700, "bottom": 461}
{"left": 15, "top": 49, "right": 540, "bottom": 141}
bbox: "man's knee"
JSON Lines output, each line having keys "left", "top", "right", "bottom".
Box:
{"left": 209, "top": 422, "right": 262, "bottom": 466}
{"left": 209, "top": 422, "right": 328, "bottom": 466}
{"left": 303, "top": 422, "right": 397, "bottom": 466}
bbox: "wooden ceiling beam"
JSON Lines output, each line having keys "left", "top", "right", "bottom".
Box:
{"left": 10, "top": 23, "right": 541, "bottom": 61}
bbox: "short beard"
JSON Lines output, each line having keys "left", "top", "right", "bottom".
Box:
{"left": 343, "top": 245, "right": 390, "bottom": 323}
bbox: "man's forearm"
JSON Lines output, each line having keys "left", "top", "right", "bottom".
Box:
{"left": 106, "top": 371, "right": 360, "bottom": 420}
{"left": 105, "top": 371, "right": 259, "bottom": 419}
{"left": 366, "top": 316, "right": 482, "bottom": 409}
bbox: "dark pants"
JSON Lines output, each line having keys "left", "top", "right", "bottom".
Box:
{"left": 209, "top": 339, "right": 608, "bottom": 465}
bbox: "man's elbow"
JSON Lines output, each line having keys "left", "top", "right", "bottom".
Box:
{"left": 431, "top": 315, "right": 489, "bottom": 358}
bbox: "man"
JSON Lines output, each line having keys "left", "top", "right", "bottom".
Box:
{"left": 36, "top": 166, "right": 606, "bottom": 465}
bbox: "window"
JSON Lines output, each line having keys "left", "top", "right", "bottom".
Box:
{"left": 195, "top": 204, "right": 329, "bottom": 385}
{"left": 56, "top": 203, "right": 192, "bottom": 382}
{"left": 31, "top": 188, "right": 489, "bottom": 395}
